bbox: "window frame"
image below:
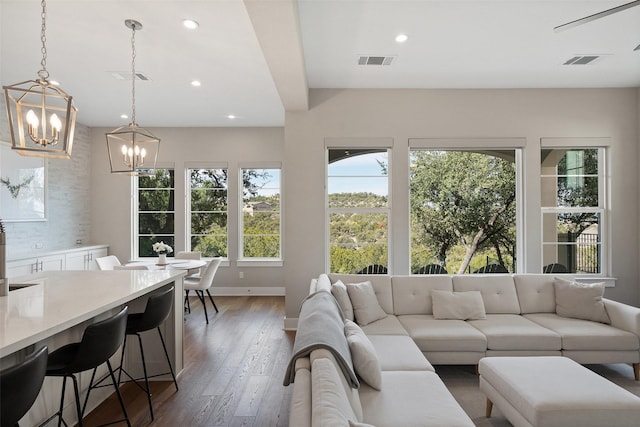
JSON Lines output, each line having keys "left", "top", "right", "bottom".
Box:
{"left": 133, "top": 166, "right": 176, "bottom": 259}
{"left": 540, "top": 142, "right": 608, "bottom": 276}
{"left": 237, "top": 163, "right": 283, "bottom": 266}
{"left": 325, "top": 144, "right": 392, "bottom": 274}
{"left": 185, "top": 164, "right": 229, "bottom": 259}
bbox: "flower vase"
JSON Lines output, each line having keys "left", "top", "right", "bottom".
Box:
{"left": 158, "top": 253, "right": 167, "bottom": 265}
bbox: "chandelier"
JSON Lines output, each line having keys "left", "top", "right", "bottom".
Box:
{"left": 2, "top": 0, "right": 77, "bottom": 159}
{"left": 106, "top": 19, "right": 159, "bottom": 175}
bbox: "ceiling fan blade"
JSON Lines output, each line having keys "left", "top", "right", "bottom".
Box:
{"left": 554, "top": 0, "right": 640, "bottom": 32}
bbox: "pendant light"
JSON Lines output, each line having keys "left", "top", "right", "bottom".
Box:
{"left": 106, "top": 19, "right": 159, "bottom": 175}
{"left": 2, "top": 0, "right": 77, "bottom": 159}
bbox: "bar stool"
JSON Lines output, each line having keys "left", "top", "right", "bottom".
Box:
{"left": 44, "top": 306, "right": 130, "bottom": 427}
{"left": 0, "top": 346, "right": 48, "bottom": 427}
{"left": 117, "top": 286, "right": 178, "bottom": 421}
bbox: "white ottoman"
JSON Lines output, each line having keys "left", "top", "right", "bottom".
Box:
{"left": 479, "top": 356, "right": 640, "bottom": 427}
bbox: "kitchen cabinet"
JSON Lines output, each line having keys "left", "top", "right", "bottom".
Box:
{"left": 6, "top": 245, "right": 109, "bottom": 278}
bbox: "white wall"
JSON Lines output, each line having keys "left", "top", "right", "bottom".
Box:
{"left": 90, "top": 126, "right": 285, "bottom": 289}
{"left": 1, "top": 98, "right": 92, "bottom": 259}
{"left": 284, "top": 88, "right": 640, "bottom": 322}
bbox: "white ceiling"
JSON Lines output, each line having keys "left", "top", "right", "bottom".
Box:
{"left": 1, "top": 0, "right": 639, "bottom": 128}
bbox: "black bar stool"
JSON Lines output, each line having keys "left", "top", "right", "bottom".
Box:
{"left": 117, "top": 286, "right": 178, "bottom": 421}
{"left": 43, "top": 306, "right": 130, "bottom": 427}
{"left": 0, "top": 346, "right": 48, "bottom": 427}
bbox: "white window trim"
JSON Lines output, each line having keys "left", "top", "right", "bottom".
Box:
{"left": 133, "top": 165, "right": 176, "bottom": 260}
{"left": 326, "top": 146, "right": 392, "bottom": 273}
{"left": 539, "top": 142, "right": 610, "bottom": 280}
{"left": 237, "top": 164, "right": 283, "bottom": 263}
{"left": 185, "top": 164, "right": 230, "bottom": 260}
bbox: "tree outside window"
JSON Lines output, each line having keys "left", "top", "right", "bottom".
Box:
{"left": 188, "top": 168, "right": 228, "bottom": 257}
{"left": 137, "top": 169, "right": 175, "bottom": 257}
{"left": 241, "top": 168, "right": 281, "bottom": 259}
{"left": 410, "top": 150, "right": 517, "bottom": 274}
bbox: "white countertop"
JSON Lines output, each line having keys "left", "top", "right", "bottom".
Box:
{"left": 0, "top": 269, "right": 186, "bottom": 357}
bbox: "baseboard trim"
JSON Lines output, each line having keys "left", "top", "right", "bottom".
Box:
{"left": 284, "top": 317, "right": 298, "bottom": 331}
{"left": 210, "top": 286, "right": 285, "bottom": 296}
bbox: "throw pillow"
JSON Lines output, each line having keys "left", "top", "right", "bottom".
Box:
{"left": 331, "top": 280, "right": 354, "bottom": 321}
{"left": 554, "top": 277, "right": 611, "bottom": 324}
{"left": 346, "top": 281, "right": 388, "bottom": 326}
{"left": 431, "top": 290, "right": 487, "bottom": 320}
{"left": 344, "top": 320, "right": 382, "bottom": 390}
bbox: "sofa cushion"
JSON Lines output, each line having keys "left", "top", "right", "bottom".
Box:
{"left": 359, "top": 371, "right": 475, "bottom": 427}
{"left": 554, "top": 277, "right": 611, "bottom": 324}
{"left": 332, "top": 280, "right": 354, "bottom": 321}
{"left": 344, "top": 320, "right": 382, "bottom": 390}
{"left": 347, "top": 281, "right": 388, "bottom": 326}
{"left": 310, "top": 349, "right": 363, "bottom": 422}
{"left": 359, "top": 315, "right": 409, "bottom": 336}
{"left": 391, "top": 275, "right": 453, "bottom": 315}
{"left": 368, "top": 335, "right": 434, "bottom": 371}
{"left": 398, "top": 314, "right": 487, "bottom": 352}
{"left": 452, "top": 275, "right": 521, "bottom": 314}
{"left": 330, "top": 274, "right": 394, "bottom": 314}
{"left": 289, "top": 367, "right": 312, "bottom": 427}
{"left": 468, "top": 314, "right": 561, "bottom": 350}
{"left": 311, "top": 358, "right": 360, "bottom": 426}
{"left": 524, "top": 313, "right": 640, "bottom": 351}
{"left": 432, "top": 290, "right": 487, "bottom": 320}
{"left": 513, "top": 274, "right": 557, "bottom": 314}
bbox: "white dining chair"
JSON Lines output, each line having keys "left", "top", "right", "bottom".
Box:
{"left": 184, "top": 258, "right": 221, "bottom": 324}
{"left": 95, "top": 255, "right": 122, "bottom": 270}
{"left": 175, "top": 251, "right": 202, "bottom": 277}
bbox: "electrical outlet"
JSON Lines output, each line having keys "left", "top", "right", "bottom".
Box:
{"left": 76, "top": 239, "right": 82, "bottom": 245}
{"left": 239, "top": 271, "right": 244, "bottom": 279}
{"left": 35, "top": 242, "right": 43, "bottom": 249}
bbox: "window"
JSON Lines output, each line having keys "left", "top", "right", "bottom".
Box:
{"left": 327, "top": 149, "right": 389, "bottom": 274}
{"left": 187, "top": 168, "right": 228, "bottom": 257}
{"left": 409, "top": 149, "right": 517, "bottom": 274}
{"left": 137, "top": 169, "right": 175, "bottom": 258}
{"left": 240, "top": 167, "right": 281, "bottom": 259}
{"left": 541, "top": 148, "right": 605, "bottom": 274}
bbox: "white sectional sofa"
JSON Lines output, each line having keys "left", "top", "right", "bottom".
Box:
{"left": 286, "top": 273, "right": 640, "bottom": 427}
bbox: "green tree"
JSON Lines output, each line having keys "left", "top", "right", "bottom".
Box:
{"left": 410, "top": 151, "right": 516, "bottom": 273}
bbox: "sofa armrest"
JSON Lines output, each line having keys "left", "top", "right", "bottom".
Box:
{"left": 289, "top": 368, "right": 311, "bottom": 427}
{"left": 604, "top": 298, "right": 640, "bottom": 336}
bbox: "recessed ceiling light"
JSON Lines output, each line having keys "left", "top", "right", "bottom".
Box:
{"left": 191, "top": 80, "right": 201, "bottom": 87}
{"left": 227, "top": 114, "right": 236, "bottom": 119}
{"left": 183, "top": 19, "right": 199, "bottom": 29}
{"left": 120, "top": 114, "right": 128, "bottom": 119}
{"left": 50, "top": 80, "right": 60, "bottom": 86}
{"left": 395, "top": 34, "right": 408, "bottom": 43}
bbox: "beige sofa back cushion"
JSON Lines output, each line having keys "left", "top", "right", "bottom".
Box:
{"left": 453, "top": 275, "right": 521, "bottom": 314}
{"left": 330, "top": 274, "right": 394, "bottom": 314}
{"left": 311, "top": 358, "right": 360, "bottom": 426}
{"left": 513, "top": 274, "right": 557, "bottom": 314}
{"left": 391, "top": 275, "right": 453, "bottom": 315}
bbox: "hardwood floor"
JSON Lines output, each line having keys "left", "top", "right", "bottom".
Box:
{"left": 84, "top": 296, "right": 294, "bottom": 427}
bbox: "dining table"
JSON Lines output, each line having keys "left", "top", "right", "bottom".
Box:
{"left": 124, "top": 259, "right": 206, "bottom": 276}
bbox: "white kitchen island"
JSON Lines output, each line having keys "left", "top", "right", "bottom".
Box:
{"left": 0, "top": 269, "right": 186, "bottom": 426}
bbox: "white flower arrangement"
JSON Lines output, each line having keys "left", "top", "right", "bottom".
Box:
{"left": 152, "top": 241, "right": 173, "bottom": 255}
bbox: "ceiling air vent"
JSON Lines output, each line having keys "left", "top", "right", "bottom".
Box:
{"left": 563, "top": 55, "right": 601, "bottom": 65}
{"left": 110, "top": 71, "right": 151, "bottom": 80}
{"left": 358, "top": 55, "right": 396, "bottom": 66}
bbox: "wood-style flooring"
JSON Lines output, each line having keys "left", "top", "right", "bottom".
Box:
{"left": 84, "top": 296, "right": 294, "bottom": 427}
